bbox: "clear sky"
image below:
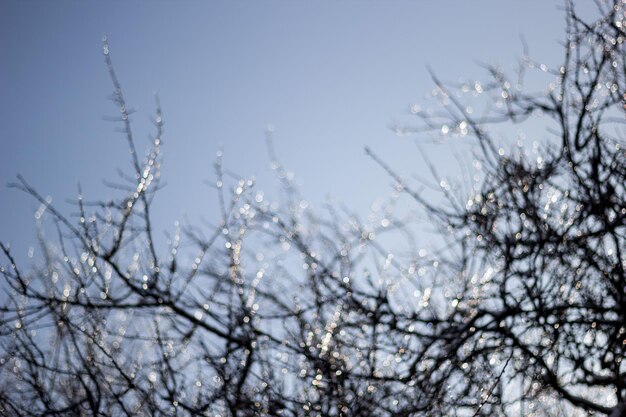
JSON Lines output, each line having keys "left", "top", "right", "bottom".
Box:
{"left": 0, "top": 1, "right": 593, "bottom": 259}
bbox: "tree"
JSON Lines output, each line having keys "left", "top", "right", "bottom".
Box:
{"left": 1, "top": 1, "right": 624, "bottom": 416}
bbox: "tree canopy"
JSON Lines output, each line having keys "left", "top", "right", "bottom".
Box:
{"left": 1, "top": 1, "right": 625, "bottom": 416}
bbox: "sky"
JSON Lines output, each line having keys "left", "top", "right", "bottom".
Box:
{"left": 0, "top": 0, "right": 595, "bottom": 260}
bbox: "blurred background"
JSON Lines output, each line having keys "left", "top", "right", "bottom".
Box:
{"left": 0, "top": 0, "right": 595, "bottom": 261}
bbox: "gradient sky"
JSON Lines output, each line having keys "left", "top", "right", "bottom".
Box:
{"left": 1, "top": 1, "right": 595, "bottom": 260}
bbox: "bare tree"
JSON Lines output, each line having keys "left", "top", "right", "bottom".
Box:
{"left": 1, "top": 1, "right": 624, "bottom": 416}
{"left": 365, "top": 1, "right": 626, "bottom": 415}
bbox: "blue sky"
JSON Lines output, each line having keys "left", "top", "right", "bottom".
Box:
{"left": 1, "top": 1, "right": 592, "bottom": 259}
